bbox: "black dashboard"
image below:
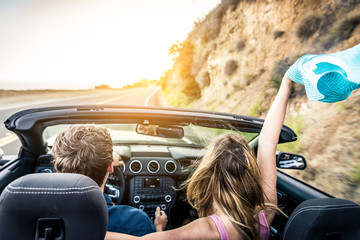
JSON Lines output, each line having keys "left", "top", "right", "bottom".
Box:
{"left": 118, "top": 145, "right": 203, "bottom": 218}
{"left": 35, "top": 144, "right": 204, "bottom": 219}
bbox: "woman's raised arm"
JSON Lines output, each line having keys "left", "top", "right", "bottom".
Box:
{"left": 257, "top": 76, "right": 292, "bottom": 223}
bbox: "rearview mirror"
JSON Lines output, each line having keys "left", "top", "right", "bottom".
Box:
{"left": 276, "top": 151, "right": 307, "bottom": 170}
{"left": 136, "top": 124, "right": 184, "bottom": 139}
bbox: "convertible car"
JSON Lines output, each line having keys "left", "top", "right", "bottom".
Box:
{"left": 0, "top": 105, "right": 359, "bottom": 240}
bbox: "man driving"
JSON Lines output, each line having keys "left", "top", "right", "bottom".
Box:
{"left": 51, "top": 124, "right": 167, "bottom": 236}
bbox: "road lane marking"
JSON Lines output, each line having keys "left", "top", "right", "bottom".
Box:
{"left": 95, "top": 87, "right": 160, "bottom": 106}
{"left": 0, "top": 93, "right": 106, "bottom": 111}
{"left": 0, "top": 88, "right": 160, "bottom": 149}
{"left": 144, "top": 88, "right": 160, "bottom": 106}
{"left": 0, "top": 133, "right": 19, "bottom": 147}
{"left": 96, "top": 95, "right": 129, "bottom": 105}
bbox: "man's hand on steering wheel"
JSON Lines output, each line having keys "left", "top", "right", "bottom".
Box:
{"left": 106, "top": 153, "right": 125, "bottom": 204}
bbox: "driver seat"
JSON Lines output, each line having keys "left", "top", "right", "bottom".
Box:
{"left": 0, "top": 173, "right": 108, "bottom": 240}
{"left": 283, "top": 197, "right": 360, "bottom": 240}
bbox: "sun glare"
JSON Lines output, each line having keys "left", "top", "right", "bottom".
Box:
{"left": 0, "top": 0, "right": 220, "bottom": 90}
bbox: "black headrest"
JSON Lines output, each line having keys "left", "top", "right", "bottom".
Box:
{"left": 283, "top": 198, "right": 360, "bottom": 240}
{"left": 0, "top": 173, "right": 108, "bottom": 240}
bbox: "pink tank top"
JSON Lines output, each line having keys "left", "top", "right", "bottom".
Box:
{"left": 209, "top": 212, "right": 270, "bottom": 240}
{"left": 209, "top": 214, "right": 230, "bottom": 240}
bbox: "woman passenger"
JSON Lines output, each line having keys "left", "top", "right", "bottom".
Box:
{"left": 106, "top": 75, "right": 293, "bottom": 240}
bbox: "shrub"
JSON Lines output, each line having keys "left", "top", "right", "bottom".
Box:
{"left": 160, "top": 69, "right": 171, "bottom": 91}
{"left": 224, "top": 59, "right": 239, "bottom": 76}
{"left": 349, "top": 161, "right": 360, "bottom": 183}
{"left": 334, "top": 102, "right": 348, "bottom": 112}
{"left": 94, "top": 84, "right": 111, "bottom": 90}
{"left": 235, "top": 38, "right": 246, "bottom": 51}
{"left": 317, "top": 12, "right": 336, "bottom": 36}
{"left": 320, "top": 14, "right": 360, "bottom": 50}
{"left": 341, "top": 0, "right": 360, "bottom": 12}
{"left": 269, "top": 57, "right": 297, "bottom": 89}
{"left": 163, "top": 90, "right": 190, "bottom": 108}
{"left": 168, "top": 40, "right": 201, "bottom": 100}
{"left": 296, "top": 15, "right": 322, "bottom": 41}
{"left": 221, "top": 0, "right": 241, "bottom": 11}
{"left": 181, "top": 78, "right": 201, "bottom": 100}
{"left": 122, "top": 79, "right": 159, "bottom": 89}
{"left": 277, "top": 112, "right": 305, "bottom": 153}
{"left": 273, "top": 30, "right": 285, "bottom": 39}
{"left": 249, "top": 101, "right": 267, "bottom": 117}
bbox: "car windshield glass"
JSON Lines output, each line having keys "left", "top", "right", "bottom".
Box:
{"left": 43, "top": 123, "right": 258, "bottom": 148}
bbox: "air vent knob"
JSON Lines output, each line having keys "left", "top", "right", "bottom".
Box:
{"left": 165, "top": 195, "right": 171, "bottom": 202}
{"left": 134, "top": 196, "right": 140, "bottom": 203}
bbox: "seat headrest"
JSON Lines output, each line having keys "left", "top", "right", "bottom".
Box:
{"left": 283, "top": 198, "right": 360, "bottom": 240}
{"left": 0, "top": 173, "right": 108, "bottom": 240}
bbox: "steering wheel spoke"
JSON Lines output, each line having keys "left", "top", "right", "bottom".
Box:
{"left": 106, "top": 166, "right": 125, "bottom": 204}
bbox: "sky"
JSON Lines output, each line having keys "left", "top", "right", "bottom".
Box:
{"left": 0, "top": 0, "right": 220, "bottom": 90}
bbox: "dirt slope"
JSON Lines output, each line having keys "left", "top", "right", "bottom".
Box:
{"left": 162, "top": 0, "right": 360, "bottom": 203}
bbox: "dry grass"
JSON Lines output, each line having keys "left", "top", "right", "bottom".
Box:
{"left": 296, "top": 15, "right": 322, "bottom": 42}
{"left": 269, "top": 57, "right": 298, "bottom": 89}
{"left": 320, "top": 13, "right": 360, "bottom": 50}
{"left": 248, "top": 100, "right": 267, "bottom": 117}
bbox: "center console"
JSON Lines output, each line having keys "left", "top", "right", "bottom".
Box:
{"left": 129, "top": 176, "right": 176, "bottom": 218}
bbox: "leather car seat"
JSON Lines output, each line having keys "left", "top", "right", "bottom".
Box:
{"left": 0, "top": 173, "right": 108, "bottom": 240}
{"left": 283, "top": 198, "right": 360, "bottom": 240}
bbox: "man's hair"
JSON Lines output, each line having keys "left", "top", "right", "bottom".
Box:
{"left": 52, "top": 124, "right": 113, "bottom": 186}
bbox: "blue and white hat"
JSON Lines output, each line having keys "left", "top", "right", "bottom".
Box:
{"left": 286, "top": 44, "right": 360, "bottom": 103}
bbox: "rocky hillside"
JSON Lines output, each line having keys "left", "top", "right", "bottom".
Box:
{"left": 161, "top": 0, "right": 360, "bottom": 203}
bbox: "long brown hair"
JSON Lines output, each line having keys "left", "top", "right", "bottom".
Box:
{"left": 182, "top": 134, "right": 278, "bottom": 240}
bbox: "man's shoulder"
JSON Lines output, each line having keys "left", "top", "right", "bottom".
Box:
{"left": 107, "top": 204, "right": 155, "bottom": 235}
{"left": 110, "top": 204, "right": 150, "bottom": 220}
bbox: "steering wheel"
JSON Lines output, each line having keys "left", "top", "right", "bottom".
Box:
{"left": 106, "top": 166, "right": 125, "bottom": 205}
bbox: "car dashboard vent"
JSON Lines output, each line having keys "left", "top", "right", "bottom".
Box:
{"left": 147, "top": 160, "right": 160, "bottom": 173}
{"left": 129, "top": 160, "right": 142, "bottom": 173}
{"left": 165, "top": 160, "right": 177, "bottom": 173}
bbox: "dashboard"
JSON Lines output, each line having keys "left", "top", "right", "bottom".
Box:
{"left": 35, "top": 144, "right": 204, "bottom": 219}
{"left": 117, "top": 145, "right": 203, "bottom": 218}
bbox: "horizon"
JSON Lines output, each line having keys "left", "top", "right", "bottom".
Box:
{"left": 0, "top": 0, "right": 220, "bottom": 90}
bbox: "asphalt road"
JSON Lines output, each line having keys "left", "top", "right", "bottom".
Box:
{"left": 0, "top": 87, "right": 162, "bottom": 156}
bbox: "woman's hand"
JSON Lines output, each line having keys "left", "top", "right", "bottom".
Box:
{"left": 154, "top": 206, "right": 168, "bottom": 232}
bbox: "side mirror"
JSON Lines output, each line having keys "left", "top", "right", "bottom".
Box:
{"left": 0, "top": 148, "right": 3, "bottom": 160}
{"left": 276, "top": 151, "right": 307, "bottom": 170}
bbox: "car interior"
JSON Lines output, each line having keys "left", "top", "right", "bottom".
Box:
{"left": 0, "top": 106, "right": 359, "bottom": 240}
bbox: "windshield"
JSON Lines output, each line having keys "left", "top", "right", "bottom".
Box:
{"left": 44, "top": 123, "right": 258, "bottom": 148}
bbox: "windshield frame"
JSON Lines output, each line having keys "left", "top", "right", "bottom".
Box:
{"left": 43, "top": 122, "right": 259, "bottom": 149}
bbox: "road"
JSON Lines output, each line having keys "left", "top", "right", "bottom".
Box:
{"left": 0, "top": 87, "right": 162, "bottom": 156}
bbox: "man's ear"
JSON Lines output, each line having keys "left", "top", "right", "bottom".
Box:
{"left": 107, "top": 162, "right": 114, "bottom": 173}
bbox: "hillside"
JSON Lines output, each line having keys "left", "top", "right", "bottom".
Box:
{"left": 161, "top": 0, "right": 360, "bottom": 203}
